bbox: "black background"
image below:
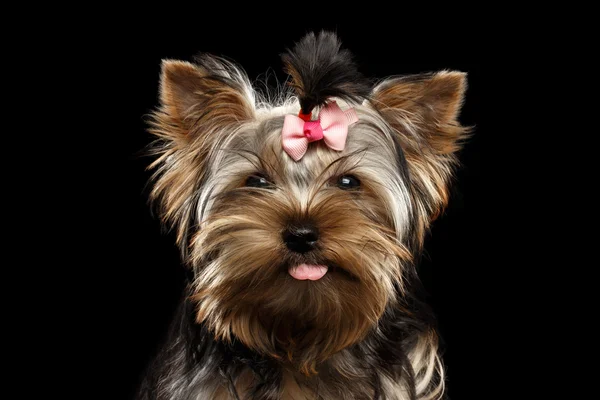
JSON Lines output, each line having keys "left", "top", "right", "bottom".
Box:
{"left": 81, "top": 20, "right": 498, "bottom": 400}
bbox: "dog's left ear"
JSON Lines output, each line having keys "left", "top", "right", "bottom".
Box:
{"left": 370, "top": 71, "right": 469, "bottom": 222}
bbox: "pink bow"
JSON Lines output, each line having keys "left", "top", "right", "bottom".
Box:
{"left": 282, "top": 101, "right": 359, "bottom": 161}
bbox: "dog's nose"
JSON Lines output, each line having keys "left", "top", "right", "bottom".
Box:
{"left": 282, "top": 225, "right": 319, "bottom": 253}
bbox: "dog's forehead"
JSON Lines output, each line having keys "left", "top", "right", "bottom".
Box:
{"left": 253, "top": 119, "right": 348, "bottom": 184}
{"left": 247, "top": 116, "right": 396, "bottom": 181}
{"left": 223, "top": 110, "right": 403, "bottom": 192}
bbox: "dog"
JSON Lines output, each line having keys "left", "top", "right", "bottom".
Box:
{"left": 136, "top": 31, "right": 469, "bottom": 400}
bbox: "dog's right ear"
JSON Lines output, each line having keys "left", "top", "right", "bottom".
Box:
{"left": 148, "top": 57, "right": 256, "bottom": 247}
{"left": 154, "top": 57, "right": 256, "bottom": 143}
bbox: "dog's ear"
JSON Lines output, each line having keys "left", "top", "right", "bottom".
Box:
{"left": 370, "top": 71, "right": 469, "bottom": 221}
{"left": 149, "top": 57, "right": 256, "bottom": 246}
{"left": 154, "top": 57, "right": 255, "bottom": 143}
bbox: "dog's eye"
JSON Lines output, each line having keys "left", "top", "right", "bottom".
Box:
{"left": 337, "top": 175, "right": 361, "bottom": 190}
{"left": 245, "top": 174, "right": 272, "bottom": 188}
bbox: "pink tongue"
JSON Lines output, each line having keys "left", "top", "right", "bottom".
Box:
{"left": 288, "top": 264, "right": 328, "bottom": 281}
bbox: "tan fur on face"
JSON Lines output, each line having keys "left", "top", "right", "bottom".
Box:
{"left": 189, "top": 120, "right": 414, "bottom": 375}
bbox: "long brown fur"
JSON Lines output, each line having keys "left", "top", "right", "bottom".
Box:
{"left": 141, "top": 37, "right": 469, "bottom": 399}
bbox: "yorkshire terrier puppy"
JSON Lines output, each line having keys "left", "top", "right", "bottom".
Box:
{"left": 137, "top": 31, "right": 469, "bottom": 400}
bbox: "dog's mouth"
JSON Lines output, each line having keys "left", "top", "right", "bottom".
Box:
{"left": 285, "top": 259, "right": 359, "bottom": 282}
{"left": 288, "top": 264, "right": 328, "bottom": 280}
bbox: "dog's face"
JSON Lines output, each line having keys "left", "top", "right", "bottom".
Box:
{"left": 190, "top": 106, "right": 414, "bottom": 374}
{"left": 148, "top": 40, "right": 467, "bottom": 375}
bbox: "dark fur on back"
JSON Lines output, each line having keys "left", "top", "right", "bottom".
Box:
{"left": 281, "top": 31, "right": 371, "bottom": 114}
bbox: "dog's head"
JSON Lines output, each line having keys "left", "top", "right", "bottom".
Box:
{"left": 148, "top": 31, "right": 468, "bottom": 374}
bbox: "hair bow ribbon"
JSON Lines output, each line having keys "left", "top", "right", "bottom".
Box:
{"left": 282, "top": 102, "right": 358, "bottom": 161}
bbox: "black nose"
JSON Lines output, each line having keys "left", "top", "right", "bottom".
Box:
{"left": 282, "top": 225, "right": 319, "bottom": 253}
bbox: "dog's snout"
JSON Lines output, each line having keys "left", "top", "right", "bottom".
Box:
{"left": 282, "top": 225, "right": 319, "bottom": 253}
